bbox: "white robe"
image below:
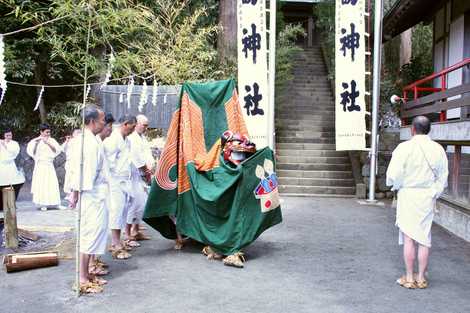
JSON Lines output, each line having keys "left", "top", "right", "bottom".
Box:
{"left": 103, "top": 129, "right": 134, "bottom": 229}
{"left": 68, "top": 129, "right": 109, "bottom": 255}
{"left": 386, "top": 135, "right": 449, "bottom": 247}
{"left": 0, "top": 140, "right": 25, "bottom": 186}
{"left": 127, "top": 131, "right": 154, "bottom": 224}
{"left": 26, "top": 137, "right": 61, "bottom": 206}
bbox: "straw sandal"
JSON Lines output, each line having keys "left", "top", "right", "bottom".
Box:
{"left": 111, "top": 248, "right": 132, "bottom": 260}
{"left": 416, "top": 279, "right": 428, "bottom": 289}
{"left": 75, "top": 282, "right": 103, "bottom": 294}
{"left": 94, "top": 257, "right": 108, "bottom": 268}
{"left": 174, "top": 239, "right": 185, "bottom": 250}
{"left": 396, "top": 276, "right": 417, "bottom": 289}
{"left": 134, "top": 232, "right": 151, "bottom": 241}
{"left": 202, "top": 246, "right": 223, "bottom": 260}
{"left": 124, "top": 239, "right": 141, "bottom": 248}
{"left": 89, "top": 265, "right": 109, "bottom": 276}
{"left": 223, "top": 252, "right": 246, "bottom": 268}
{"left": 90, "top": 276, "right": 108, "bottom": 286}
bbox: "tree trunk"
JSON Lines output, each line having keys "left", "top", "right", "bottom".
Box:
{"left": 33, "top": 49, "right": 49, "bottom": 123}
{"left": 218, "top": 0, "right": 238, "bottom": 61}
{"left": 89, "top": 45, "right": 107, "bottom": 106}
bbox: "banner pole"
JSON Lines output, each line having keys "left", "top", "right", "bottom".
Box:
{"left": 368, "top": 0, "right": 384, "bottom": 202}
{"left": 268, "top": 0, "right": 277, "bottom": 151}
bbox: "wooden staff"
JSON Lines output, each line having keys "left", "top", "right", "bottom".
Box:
{"left": 2, "top": 186, "right": 18, "bottom": 248}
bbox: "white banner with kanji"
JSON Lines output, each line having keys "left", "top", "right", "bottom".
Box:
{"left": 335, "top": 0, "right": 367, "bottom": 151}
{"left": 237, "top": 0, "right": 269, "bottom": 148}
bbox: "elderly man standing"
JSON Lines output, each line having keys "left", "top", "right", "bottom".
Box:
{"left": 0, "top": 129, "right": 25, "bottom": 209}
{"left": 386, "top": 116, "right": 448, "bottom": 289}
{"left": 103, "top": 115, "right": 136, "bottom": 259}
{"left": 68, "top": 105, "right": 108, "bottom": 294}
{"left": 126, "top": 114, "right": 154, "bottom": 243}
{"left": 26, "top": 123, "right": 62, "bottom": 210}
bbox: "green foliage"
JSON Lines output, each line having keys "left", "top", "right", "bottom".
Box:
{"left": 276, "top": 23, "right": 305, "bottom": 103}
{"left": 313, "top": 0, "right": 335, "bottom": 80}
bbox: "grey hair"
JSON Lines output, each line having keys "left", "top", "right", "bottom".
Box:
{"left": 412, "top": 115, "right": 431, "bottom": 135}
{"left": 118, "top": 114, "right": 137, "bottom": 124}
{"left": 83, "top": 105, "right": 103, "bottom": 125}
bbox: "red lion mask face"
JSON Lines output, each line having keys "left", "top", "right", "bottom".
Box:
{"left": 221, "top": 131, "right": 256, "bottom": 165}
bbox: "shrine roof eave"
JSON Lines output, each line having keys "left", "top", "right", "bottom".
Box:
{"left": 383, "top": 0, "right": 446, "bottom": 42}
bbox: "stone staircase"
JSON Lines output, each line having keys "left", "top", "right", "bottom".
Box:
{"left": 275, "top": 46, "right": 355, "bottom": 197}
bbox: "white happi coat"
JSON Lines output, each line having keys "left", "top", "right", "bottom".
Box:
{"left": 68, "top": 129, "right": 109, "bottom": 255}
{"left": 26, "top": 137, "right": 61, "bottom": 206}
{"left": 103, "top": 129, "right": 134, "bottom": 229}
{"left": 0, "top": 140, "right": 25, "bottom": 186}
{"left": 127, "top": 131, "right": 154, "bottom": 224}
{"left": 386, "top": 135, "right": 448, "bottom": 247}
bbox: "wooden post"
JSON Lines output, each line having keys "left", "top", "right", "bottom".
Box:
{"left": 452, "top": 145, "right": 462, "bottom": 196}
{"left": 2, "top": 187, "right": 18, "bottom": 248}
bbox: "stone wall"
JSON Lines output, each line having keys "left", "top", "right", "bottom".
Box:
{"left": 360, "top": 129, "right": 401, "bottom": 199}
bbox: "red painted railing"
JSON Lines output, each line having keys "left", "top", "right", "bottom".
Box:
{"left": 402, "top": 58, "right": 470, "bottom": 123}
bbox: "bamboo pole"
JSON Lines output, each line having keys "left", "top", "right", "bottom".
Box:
{"left": 75, "top": 11, "right": 93, "bottom": 298}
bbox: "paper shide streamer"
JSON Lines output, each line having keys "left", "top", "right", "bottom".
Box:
{"left": 138, "top": 80, "right": 147, "bottom": 112}
{"left": 0, "top": 35, "right": 7, "bottom": 105}
{"left": 33, "top": 86, "right": 45, "bottom": 111}
{"left": 127, "top": 76, "right": 134, "bottom": 109}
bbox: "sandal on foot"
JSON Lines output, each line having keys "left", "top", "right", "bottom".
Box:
{"left": 174, "top": 239, "right": 184, "bottom": 250}
{"left": 396, "top": 276, "right": 417, "bottom": 289}
{"left": 202, "top": 246, "right": 223, "bottom": 260}
{"left": 95, "top": 258, "right": 108, "bottom": 268}
{"left": 90, "top": 276, "right": 108, "bottom": 286}
{"left": 89, "top": 265, "right": 109, "bottom": 276}
{"left": 416, "top": 279, "right": 428, "bottom": 289}
{"left": 75, "top": 282, "right": 103, "bottom": 294}
{"left": 223, "top": 252, "right": 245, "bottom": 268}
{"left": 124, "top": 239, "right": 141, "bottom": 248}
{"left": 135, "top": 232, "right": 151, "bottom": 241}
{"left": 111, "top": 249, "right": 132, "bottom": 260}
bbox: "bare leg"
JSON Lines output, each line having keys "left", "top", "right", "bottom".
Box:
{"left": 80, "top": 253, "right": 91, "bottom": 283}
{"left": 417, "top": 244, "right": 430, "bottom": 281}
{"left": 111, "top": 229, "right": 122, "bottom": 248}
{"left": 403, "top": 234, "right": 415, "bottom": 282}
{"left": 131, "top": 224, "right": 139, "bottom": 237}
{"left": 125, "top": 224, "right": 132, "bottom": 238}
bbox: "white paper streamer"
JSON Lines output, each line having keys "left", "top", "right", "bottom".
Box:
{"left": 152, "top": 80, "right": 158, "bottom": 107}
{"left": 33, "top": 86, "right": 45, "bottom": 111}
{"left": 127, "top": 76, "right": 134, "bottom": 109}
{"left": 163, "top": 93, "right": 168, "bottom": 105}
{"left": 138, "top": 80, "right": 147, "bottom": 112}
{"left": 0, "top": 35, "right": 7, "bottom": 105}
{"left": 102, "top": 52, "right": 115, "bottom": 87}
{"left": 85, "top": 84, "right": 91, "bottom": 102}
{"left": 119, "top": 93, "right": 124, "bottom": 104}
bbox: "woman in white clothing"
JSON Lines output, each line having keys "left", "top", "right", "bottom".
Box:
{"left": 0, "top": 129, "right": 25, "bottom": 210}
{"left": 26, "top": 123, "right": 61, "bottom": 210}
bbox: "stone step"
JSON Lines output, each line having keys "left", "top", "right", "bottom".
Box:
{"left": 275, "top": 131, "right": 335, "bottom": 138}
{"left": 276, "top": 142, "right": 336, "bottom": 150}
{"left": 276, "top": 169, "right": 353, "bottom": 179}
{"left": 278, "top": 177, "right": 354, "bottom": 187}
{"left": 276, "top": 149, "right": 346, "bottom": 157}
{"left": 276, "top": 125, "right": 335, "bottom": 132}
{"left": 277, "top": 162, "right": 349, "bottom": 171}
{"left": 276, "top": 114, "right": 335, "bottom": 120}
{"left": 276, "top": 119, "right": 335, "bottom": 127}
{"left": 277, "top": 156, "right": 348, "bottom": 164}
{"left": 276, "top": 107, "right": 335, "bottom": 112}
{"left": 277, "top": 137, "right": 335, "bottom": 144}
{"left": 278, "top": 185, "right": 355, "bottom": 195}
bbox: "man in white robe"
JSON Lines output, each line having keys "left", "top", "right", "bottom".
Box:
{"left": 386, "top": 116, "right": 448, "bottom": 289}
{"left": 0, "top": 129, "right": 25, "bottom": 209}
{"left": 68, "top": 105, "right": 107, "bottom": 293}
{"left": 26, "top": 123, "right": 62, "bottom": 210}
{"left": 126, "top": 114, "right": 154, "bottom": 242}
{"left": 103, "top": 115, "right": 136, "bottom": 258}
